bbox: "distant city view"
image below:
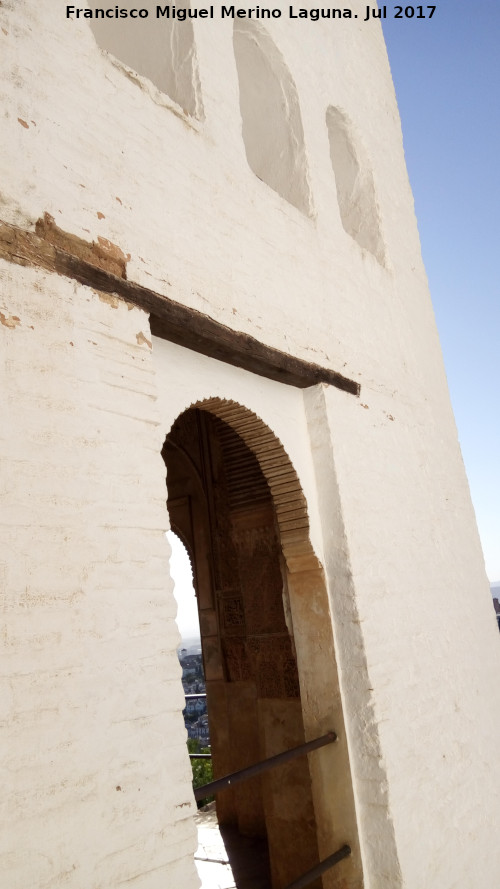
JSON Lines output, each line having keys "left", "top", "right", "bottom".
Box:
{"left": 491, "top": 583, "right": 500, "bottom": 632}
{"left": 179, "top": 637, "right": 202, "bottom": 655}
{"left": 178, "top": 645, "right": 208, "bottom": 744}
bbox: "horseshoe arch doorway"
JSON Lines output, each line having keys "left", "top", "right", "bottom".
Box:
{"left": 162, "top": 398, "right": 361, "bottom": 889}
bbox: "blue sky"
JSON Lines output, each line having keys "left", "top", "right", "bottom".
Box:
{"left": 382, "top": 1, "right": 500, "bottom": 581}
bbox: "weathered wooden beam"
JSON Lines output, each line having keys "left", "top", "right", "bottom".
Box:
{"left": 0, "top": 218, "right": 360, "bottom": 395}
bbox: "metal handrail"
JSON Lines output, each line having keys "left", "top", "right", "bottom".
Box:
{"left": 283, "top": 845, "right": 351, "bottom": 889}
{"left": 193, "top": 731, "right": 336, "bottom": 801}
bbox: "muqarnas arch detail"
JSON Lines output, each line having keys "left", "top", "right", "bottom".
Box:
{"left": 326, "top": 105, "right": 386, "bottom": 264}
{"left": 233, "top": 21, "right": 313, "bottom": 216}
{"left": 90, "top": 3, "right": 203, "bottom": 117}
{"left": 196, "top": 397, "right": 316, "bottom": 570}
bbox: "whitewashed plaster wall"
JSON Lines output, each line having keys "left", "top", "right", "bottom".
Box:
{"left": 0, "top": 265, "right": 199, "bottom": 889}
{"left": 304, "top": 383, "right": 500, "bottom": 888}
{"left": 2, "top": 1, "right": 500, "bottom": 888}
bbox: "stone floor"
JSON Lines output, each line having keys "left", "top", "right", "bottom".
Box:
{"left": 194, "top": 804, "right": 272, "bottom": 889}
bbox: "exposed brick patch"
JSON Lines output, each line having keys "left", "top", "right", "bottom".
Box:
{"left": 96, "top": 292, "right": 119, "bottom": 309}
{"left": 35, "top": 213, "right": 127, "bottom": 279}
{"left": 0, "top": 311, "right": 21, "bottom": 328}
{"left": 136, "top": 331, "right": 152, "bottom": 349}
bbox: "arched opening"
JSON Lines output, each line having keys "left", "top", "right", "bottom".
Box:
{"left": 326, "top": 106, "right": 385, "bottom": 264}
{"left": 163, "top": 399, "right": 362, "bottom": 889}
{"left": 90, "top": 3, "right": 203, "bottom": 117}
{"left": 169, "top": 530, "right": 209, "bottom": 757}
{"left": 233, "top": 21, "right": 313, "bottom": 216}
{"left": 169, "top": 531, "right": 199, "bottom": 648}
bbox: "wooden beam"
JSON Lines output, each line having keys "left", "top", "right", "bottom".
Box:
{"left": 0, "top": 218, "right": 360, "bottom": 395}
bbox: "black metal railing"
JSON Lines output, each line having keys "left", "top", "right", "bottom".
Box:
{"left": 190, "top": 720, "right": 352, "bottom": 888}
{"left": 283, "top": 845, "right": 351, "bottom": 889}
{"left": 193, "top": 731, "right": 336, "bottom": 800}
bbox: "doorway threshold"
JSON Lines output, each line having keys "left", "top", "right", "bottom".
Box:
{"left": 195, "top": 803, "right": 271, "bottom": 889}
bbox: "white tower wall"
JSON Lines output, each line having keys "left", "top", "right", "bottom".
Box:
{"left": 1, "top": 2, "right": 499, "bottom": 887}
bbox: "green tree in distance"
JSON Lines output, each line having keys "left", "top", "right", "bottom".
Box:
{"left": 187, "top": 738, "right": 214, "bottom": 808}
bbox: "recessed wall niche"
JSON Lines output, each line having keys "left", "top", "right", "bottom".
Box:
{"left": 326, "top": 105, "right": 386, "bottom": 263}
{"left": 233, "top": 21, "right": 313, "bottom": 216}
{"left": 90, "top": 3, "right": 203, "bottom": 118}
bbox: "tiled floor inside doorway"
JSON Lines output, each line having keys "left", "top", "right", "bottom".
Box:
{"left": 195, "top": 803, "right": 271, "bottom": 889}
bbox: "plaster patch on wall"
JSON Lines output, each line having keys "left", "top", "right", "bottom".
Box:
{"left": 97, "top": 292, "right": 119, "bottom": 309}
{"left": 136, "top": 331, "right": 152, "bottom": 348}
{"left": 34, "top": 213, "right": 129, "bottom": 279}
